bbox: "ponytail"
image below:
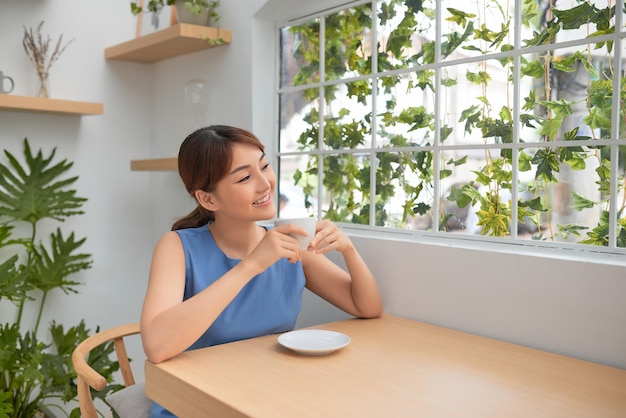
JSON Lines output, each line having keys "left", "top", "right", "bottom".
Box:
{"left": 172, "top": 206, "right": 214, "bottom": 231}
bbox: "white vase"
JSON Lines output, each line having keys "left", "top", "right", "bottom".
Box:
{"left": 175, "top": 1, "right": 209, "bottom": 26}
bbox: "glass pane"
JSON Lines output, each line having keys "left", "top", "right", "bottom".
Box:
{"left": 377, "top": 0, "right": 437, "bottom": 68}
{"left": 377, "top": 151, "right": 435, "bottom": 230}
{"left": 278, "top": 155, "right": 317, "bottom": 218}
{"left": 324, "top": 3, "right": 373, "bottom": 81}
{"left": 516, "top": 145, "right": 607, "bottom": 244}
{"left": 441, "top": 59, "right": 514, "bottom": 146}
{"left": 280, "top": 18, "right": 320, "bottom": 88}
{"left": 522, "top": 0, "right": 617, "bottom": 48}
{"left": 279, "top": 89, "right": 320, "bottom": 152}
{"left": 441, "top": 0, "right": 514, "bottom": 60}
{"left": 519, "top": 43, "right": 614, "bottom": 143}
{"left": 440, "top": 148, "right": 513, "bottom": 236}
{"left": 321, "top": 153, "right": 371, "bottom": 224}
{"left": 377, "top": 72, "right": 436, "bottom": 148}
{"left": 323, "top": 81, "right": 373, "bottom": 150}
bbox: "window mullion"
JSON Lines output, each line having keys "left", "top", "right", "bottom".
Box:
{"left": 510, "top": 0, "right": 523, "bottom": 240}
{"left": 317, "top": 16, "right": 326, "bottom": 222}
{"left": 431, "top": 0, "right": 443, "bottom": 233}
{"left": 370, "top": 0, "right": 378, "bottom": 227}
{"left": 608, "top": 1, "right": 624, "bottom": 249}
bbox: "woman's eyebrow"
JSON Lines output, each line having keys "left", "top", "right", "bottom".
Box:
{"left": 229, "top": 152, "right": 266, "bottom": 176}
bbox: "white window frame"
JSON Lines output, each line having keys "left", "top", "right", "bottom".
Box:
{"left": 272, "top": 0, "right": 626, "bottom": 264}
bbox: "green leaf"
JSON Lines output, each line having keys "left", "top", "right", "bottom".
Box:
{"left": 30, "top": 228, "right": 92, "bottom": 293}
{"left": 441, "top": 77, "right": 457, "bottom": 87}
{"left": 579, "top": 210, "right": 610, "bottom": 245}
{"left": 531, "top": 148, "right": 560, "bottom": 181}
{"left": 519, "top": 196, "right": 545, "bottom": 211}
{"left": 520, "top": 59, "right": 544, "bottom": 78}
{"left": 472, "top": 170, "right": 491, "bottom": 186}
{"left": 441, "top": 21, "right": 474, "bottom": 58}
{"left": 0, "top": 139, "right": 87, "bottom": 225}
{"left": 519, "top": 150, "right": 532, "bottom": 172}
{"left": 552, "top": 3, "right": 597, "bottom": 30}
{"left": 447, "top": 185, "right": 473, "bottom": 208}
{"left": 571, "top": 192, "right": 597, "bottom": 211}
{"left": 129, "top": 2, "right": 142, "bottom": 15}
{"left": 440, "top": 125, "right": 453, "bottom": 142}
{"left": 489, "top": 22, "right": 510, "bottom": 48}
{"left": 583, "top": 107, "right": 612, "bottom": 130}
{"left": 459, "top": 105, "right": 481, "bottom": 134}
{"left": 523, "top": 20, "right": 560, "bottom": 47}
{"left": 440, "top": 169, "right": 452, "bottom": 179}
{"left": 445, "top": 8, "right": 476, "bottom": 27}
{"left": 564, "top": 156, "right": 586, "bottom": 170}
{"left": 556, "top": 223, "right": 588, "bottom": 240}
{"left": 476, "top": 202, "right": 509, "bottom": 237}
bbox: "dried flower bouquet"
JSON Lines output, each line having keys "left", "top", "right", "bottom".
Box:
{"left": 22, "top": 21, "right": 74, "bottom": 98}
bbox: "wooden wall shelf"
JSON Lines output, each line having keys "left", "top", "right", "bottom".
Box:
{"left": 131, "top": 158, "right": 178, "bottom": 171}
{"left": 0, "top": 94, "right": 103, "bottom": 115}
{"left": 105, "top": 24, "right": 232, "bottom": 63}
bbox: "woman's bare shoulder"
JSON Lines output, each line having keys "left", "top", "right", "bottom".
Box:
{"left": 153, "top": 230, "right": 183, "bottom": 252}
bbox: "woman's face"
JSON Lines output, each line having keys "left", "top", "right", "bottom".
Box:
{"left": 210, "top": 143, "right": 277, "bottom": 221}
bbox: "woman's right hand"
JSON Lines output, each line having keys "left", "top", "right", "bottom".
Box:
{"left": 245, "top": 225, "right": 310, "bottom": 272}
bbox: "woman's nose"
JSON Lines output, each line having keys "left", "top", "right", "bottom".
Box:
{"left": 257, "top": 171, "right": 272, "bottom": 189}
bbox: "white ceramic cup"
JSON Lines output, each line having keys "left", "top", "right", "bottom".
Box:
{"left": 0, "top": 71, "right": 15, "bottom": 94}
{"left": 274, "top": 217, "right": 317, "bottom": 249}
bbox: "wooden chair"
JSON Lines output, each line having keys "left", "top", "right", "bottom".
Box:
{"left": 71, "top": 322, "right": 145, "bottom": 418}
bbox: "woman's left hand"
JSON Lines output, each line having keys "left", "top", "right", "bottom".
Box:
{"left": 307, "top": 220, "right": 353, "bottom": 255}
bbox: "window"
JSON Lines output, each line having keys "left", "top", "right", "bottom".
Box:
{"left": 276, "top": 0, "right": 626, "bottom": 255}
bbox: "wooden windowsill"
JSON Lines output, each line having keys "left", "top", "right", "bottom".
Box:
{"left": 105, "top": 23, "right": 232, "bottom": 63}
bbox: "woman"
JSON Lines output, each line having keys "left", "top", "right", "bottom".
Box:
{"left": 140, "top": 125, "right": 383, "bottom": 417}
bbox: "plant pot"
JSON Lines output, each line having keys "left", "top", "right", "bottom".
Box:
{"left": 175, "top": 1, "right": 209, "bottom": 26}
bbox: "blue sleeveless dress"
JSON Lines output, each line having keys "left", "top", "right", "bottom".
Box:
{"left": 149, "top": 224, "right": 306, "bottom": 417}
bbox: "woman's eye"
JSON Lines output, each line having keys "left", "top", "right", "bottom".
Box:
{"left": 261, "top": 162, "right": 270, "bottom": 171}
{"left": 238, "top": 175, "right": 251, "bottom": 183}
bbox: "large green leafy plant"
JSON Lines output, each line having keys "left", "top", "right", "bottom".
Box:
{"left": 0, "top": 139, "right": 121, "bottom": 418}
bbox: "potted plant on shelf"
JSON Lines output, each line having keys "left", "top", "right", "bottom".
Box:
{"left": 130, "top": 0, "right": 220, "bottom": 27}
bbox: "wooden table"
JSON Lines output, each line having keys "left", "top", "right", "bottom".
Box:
{"left": 144, "top": 314, "right": 626, "bottom": 417}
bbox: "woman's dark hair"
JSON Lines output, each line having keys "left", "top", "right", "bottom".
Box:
{"left": 172, "top": 125, "right": 265, "bottom": 230}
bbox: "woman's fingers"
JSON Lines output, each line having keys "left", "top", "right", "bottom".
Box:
{"left": 262, "top": 228, "right": 303, "bottom": 263}
{"left": 307, "top": 220, "right": 349, "bottom": 254}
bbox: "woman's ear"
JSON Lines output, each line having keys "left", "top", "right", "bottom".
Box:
{"left": 195, "top": 189, "right": 219, "bottom": 211}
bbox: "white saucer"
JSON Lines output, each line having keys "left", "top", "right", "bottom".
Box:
{"left": 278, "top": 329, "right": 351, "bottom": 355}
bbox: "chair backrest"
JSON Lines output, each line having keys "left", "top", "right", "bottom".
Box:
{"left": 71, "top": 322, "right": 141, "bottom": 418}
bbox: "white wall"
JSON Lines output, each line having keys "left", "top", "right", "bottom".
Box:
{"left": 1, "top": 6, "right": 625, "bottom": 418}
{"left": 350, "top": 234, "right": 626, "bottom": 367}
{"left": 0, "top": 0, "right": 154, "bottom": 383}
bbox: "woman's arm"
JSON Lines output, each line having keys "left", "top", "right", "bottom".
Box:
{"left": 302, "top": 220, "right": 383, "bottom": 318}
{"left": 140, "top": 232, "right": 261, "bottom": 363}
{"left": 141, "top": 226, "right": 305, "bottom": 363}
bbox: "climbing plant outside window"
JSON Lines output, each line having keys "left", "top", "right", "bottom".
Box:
{"left": 276, "top": 0, "right": 626, "bottom": 254}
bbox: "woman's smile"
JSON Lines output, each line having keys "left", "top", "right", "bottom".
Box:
{"left": 253, "top": 193, "right": 272, "bottom": 206}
